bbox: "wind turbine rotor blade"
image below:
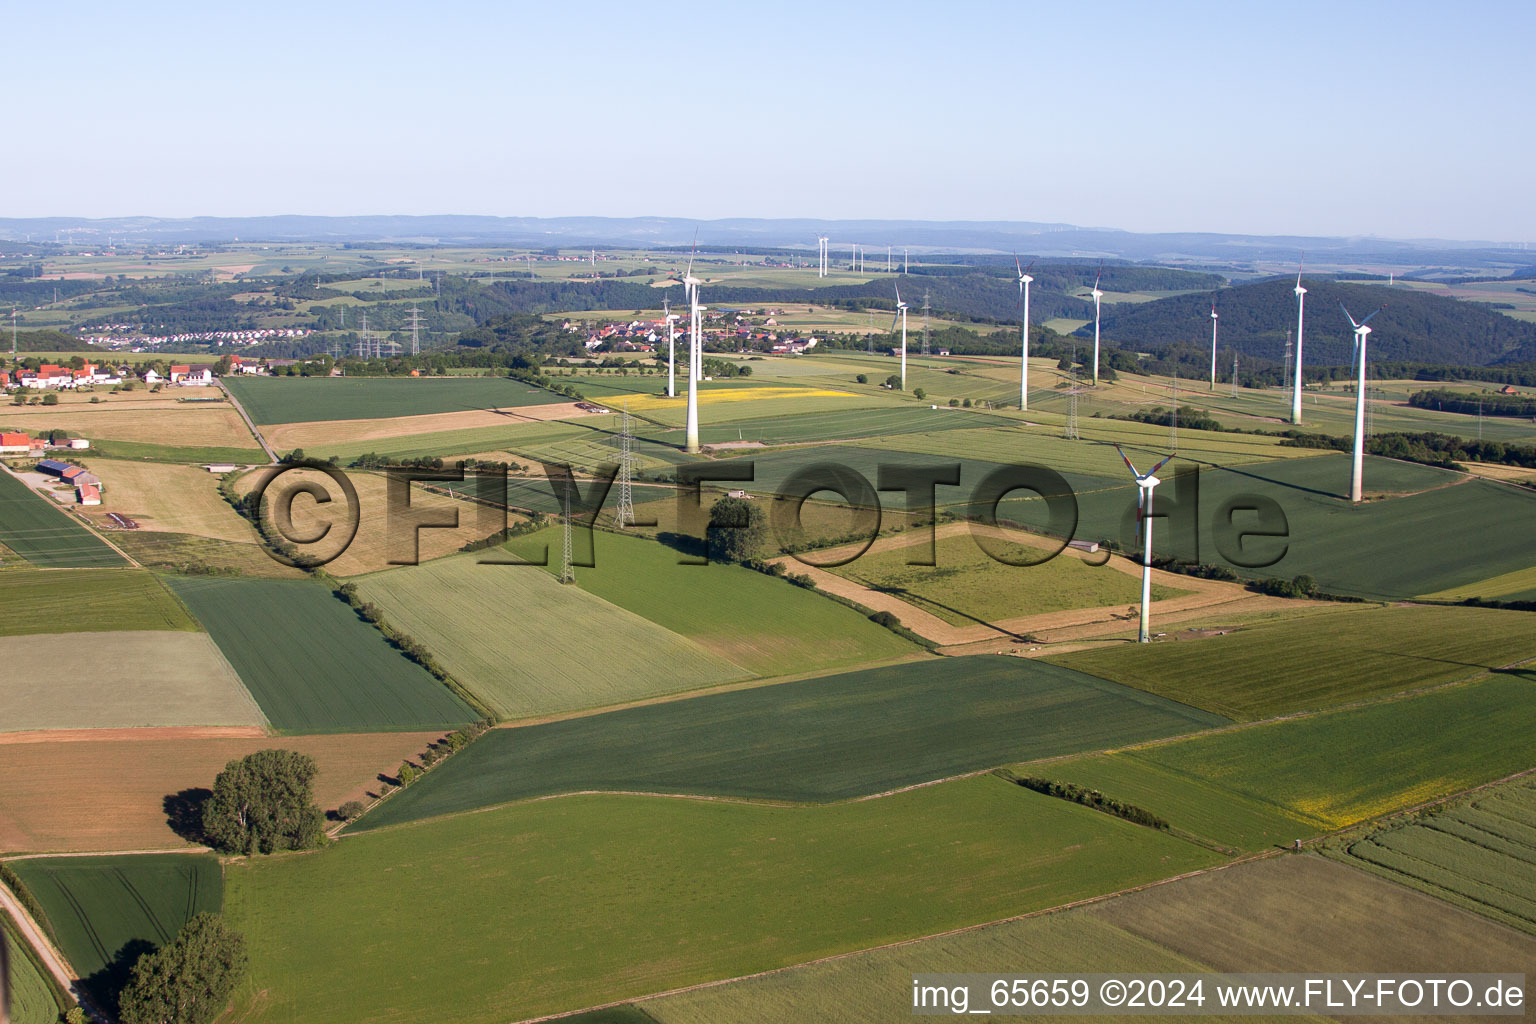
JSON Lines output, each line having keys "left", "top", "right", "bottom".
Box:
{"left": 1149, "top": 455, "right": 1174, "bottom": 477}
{"left": 894, "top": 283, "right": 902, "bottom": 306}
{"left": 1015, "top": 253, "right": 1023, "bottom": 277}
{"left": 889, "top": 309, "right": 900, "bottom": 332}
{"left": 1360, "top": 306, "right": 1385, "bottom": 326}
{"left": 1339, "top": 302, "right": 1360, "bottom": 329}
{"left": 1115, "top": 445, "right": 1141, "bottom": 478}
{"left": 1024, "top": 259, "right": 1035, "bottom": 275}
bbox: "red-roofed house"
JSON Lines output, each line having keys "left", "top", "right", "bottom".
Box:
{"left": 0, "top": 432, "right": 31, "bottom": 454}
{"left": 169, "top": 364, "right": 191, "bottom": 383}
{"left": 77, "top": 483, "right": 101, "bottom": 505}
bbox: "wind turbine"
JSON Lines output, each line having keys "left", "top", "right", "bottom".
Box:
{"left": 663, "top": 296, "right": 680, "bottom": 398}
{"left": 1090, "top": 260, "right": 1104, "bottom": 386}
{"left": 1016, "top": 255, "right": 1034, "bottom": 410}
{"left": 1291, "top": 257, "right": 1307, "bottom": 424}
{"left": 682, "top": 237, "right": 705, "bottom": 453}
{"left": 1116, "top": 446, "right": 1174, "bottom": 643}
{"left": 1340, "top": 302, "right": 1383, "bottom": 503}
{"left": 1208, "top": 297, "right": 1219, "bottom": 391}
{"left": 891, "top": 284, "right": 909, "bottom": 391}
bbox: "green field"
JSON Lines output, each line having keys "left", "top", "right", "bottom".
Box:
{"left": 506, "top": 527, "right": 916, "bottom": 677}
{"left": 633, "top": 405, "right": 1016, "bottom": 447}
{"left": 227, "top": 776, "right": 1220, "bottom": 1024}
{"left": 0, "top": 569, "right": 197, "bottom": 635}
{"left": 645, "top": 854, "right": 1533, "bottom": 1023}
{"left": 1032, "top": 672, "right": 1536, "bottom": 840}
{"left": 354, "top": 554, "right": 747, "bottom": 719}
{"left": 8, "top": 853, "right": 221, "bottom": 1004}
{"left": 355, "top": 656, "right": 1227, "bottom": 830}
{"left": 1047, "top": 604, "right": 1536, "bottom": 720}
{"left": 82, "top": 439, "right": 268, "bottom": 465}
{"left": 829, "top": 533, "right": 1186, "bottom": 627}
{"left": 0, "top": 471, "right": 127, "bottom": 568}
{"left": 223, "top": 375, "right": 573, "bottom": 424}
{"left": 1334, "top": 777, "right": 1536, "bottom": 934}
{"left": 165, "top": 577, "right": 475, "bottom": 732}
{"left": 2, "top": 916, "right": 64, "bottom": 1024}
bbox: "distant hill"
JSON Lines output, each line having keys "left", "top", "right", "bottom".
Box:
{"left": 12, "top": 329, "right": 94, "bottom": 352}
{"left": 1081, "top": 278, "right": 1536, "bottom": 366}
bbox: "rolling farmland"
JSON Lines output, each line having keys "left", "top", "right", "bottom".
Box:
{"left": 828, "top": 532, "right": 1185, "bottom": 627}
{"left": 1334, "top": 776, "right": 1536, "bottom": 933}
{"left": 353, "top": 554, "right": 747, "bottom": 719}
{"left": 0, "top": 470, "right": 127, "bottom": 568}
{"left": 505, "top": 527, "right": 916, "bottom": 677}
{"left": 165, "top": 577, "right": 476, "bottom": 732}
{"left": 1046, "top": 604, "right": 1536, "bottom": 720}
{"left": 0, "top": 631, "right": 267, "bottom": 732}
{"left": 226, "top": 777, "right": 1219, "bottom": 1024}
{"left": 223, "top": 375, "right": 573, "bottom": 424}
{"left": 355, "top": 656, "right": 1227, "bottom": 830}
{"left": 644, "top": 855, "right": 1536, "bottom": 1024}
{"left": 0, "top": 569, "right": 196, "bottom": 635}
{"left": 1031, "top": 672, "right": 1536, "bottom": 839}
{"left": 8, "top": 853, "right": 221, "bottom": 1001}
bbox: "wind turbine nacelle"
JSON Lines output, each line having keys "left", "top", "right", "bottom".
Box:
{"left": 1295, "top": 286, "right": 1307, "bottom": 297}
{"left": 1020, "top": 275, "right": 1033, "bottom": 284}
{"left": 1141, "top": 476, "right": 1161, "bottom": 490}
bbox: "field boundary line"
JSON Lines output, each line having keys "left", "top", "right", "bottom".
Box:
{"left": 216, "top": 379, "right": 278, "bottom": 463}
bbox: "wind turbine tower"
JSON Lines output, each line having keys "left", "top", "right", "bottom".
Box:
{"left": 891, "top": 285, "right": 909, "bottom": 391}
{"left": 921, "top": 290, "right": 931, "bottom": 357}
{"left": 1016, "top": 256, "right": 1034, "bottom": 410}
{"left": 1090, "top": 261, "right": 1104, "bottom": 385}
{"left": 1291, "top": 259, "right": 1307, "bottom": 424}
{"left": 664, "top": 297, "right": 679, "bottom": 398}
{"left": 1340, "top": 302, "right": 1383, "bottom": 503}
{"left": 682, "top": 239, "right": 705, "bottom": 453}
{"left": 1116, "top": 448, "right": 1174, "bottom": 643}
{"left": 1208, "top": 298, "right": 1219, "bottom": 391}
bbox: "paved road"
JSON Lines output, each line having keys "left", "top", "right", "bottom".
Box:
{"left": 217, "top": 379, "right": 277, "bottom": 463}
{"left": 0, "top": 878, "right": 81, "bottom": 1011}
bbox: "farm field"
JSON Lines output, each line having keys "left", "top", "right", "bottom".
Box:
{"left": 0, "top": 569, "right": 195, "bottom": 635}
{"left": 0, "top": 730, "right": 443, "bottom": 853}
{"left": 0, "top": 631, "right": 266, "bottom": 732}
{"left": 1046, "top": 604, "right": 1536, "bottom": 720}
{"left": 644, "top": 855, "right": 1533, "bottom": 1024}
{"left": 827, "top": 532, "right": 1186, "bottom": 627}
{"left": 165, "top": 577, "right": 476, "bottom": 732}
{"left": 1332, "top": 776, "right": 1536, "bottom": 934}
{"left": 230, "top": 466, "right": 506, "bottom": 576}
{"left": 108, "top": 530, "right": 307, "bottom": 578}
{"left": 5, "top": 403, "right": 262, "bottom": 452}
{"left": 610, "top": 385, "right": 895, "bottom": 427}
{"left": 2, "top": 917, "right": 62, "bottom": 1024}
{"left": 355, "top": 656, "right": 1227, "bottom": 830}
{"left": 83, "top": 459, "right": 258, "bottom": 541}
{"left": 8, "top": 853, "right": 221, "bottom": 1001}
{"left": 505, "top": 527, "right": 916, "bottom": 677}
{"left": 353, "top": 554, "right": 747, "bottom": 720}
{"left": 260, "top": 401, "right": 591, "bottom": 454}
{"left": 226, "top": 776, "right": 1220, "bottom": 1024}
{"left": 634, "top": 404, "right": 1016, "bottom": 447}
{"left": 223, "top": 375, "right": 572, "bottom": 424}
{"left": 0, "top": 469, "right": 127, "bottom": 567}
{"left": 1030, "top": 672, "right": 1536, "bottom": 839}
{"left": 1420, "top": 563, "right": 1536, "bottom": 604}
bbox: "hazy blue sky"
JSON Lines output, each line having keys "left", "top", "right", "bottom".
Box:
{"left": 6, "top": 0, "right": 1531, "bottom": 241}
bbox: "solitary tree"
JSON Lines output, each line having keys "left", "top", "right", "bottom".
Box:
{"left": 118, "top": 914, "right": 247, "bottom": 1024}
{"left": 202, "top": 749, "right": 325, "bottom": 855}
{"left": 707, "top": 496, "right": 767, "bottom": 564}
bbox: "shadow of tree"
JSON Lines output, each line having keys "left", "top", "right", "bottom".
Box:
{"left": 82, "top": 938, "right": 155, "bottom": 1015}
{"left": 163, "top": 788, "right": 212, "bottom": 844}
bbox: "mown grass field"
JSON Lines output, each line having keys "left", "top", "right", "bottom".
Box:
{"left": 505, "top": 527, "right": 916, "bottom": 677}
{"left": 828, "top": 533, "right": 1186, "bottom": 627}
{"left": 86, "top": 459, "right": 258, "bottom": 541}
{"left": 0, "top": 631, "right": 267, "bottom": 732}
{"left": 1047, "top": 604, "right": 1536, "bottom": 720}
{"left": 0, "top": 569, "right": 196, "bottom": 635}
{"left": 6, "top": 405, "right": 261, "bottom": 452}
{"left": 165, "top": 577, "right": 475, "bottom": 733}
{"left": 227, "top": 776, "right": 1220, "bottom": 1024}
{"left": 1031, "top": 672, "right": 1536, "bottom": 840}
{"left": 0, "top": 470, "right": 127, "bottom": 568}
{"left": 354, "top": 554, "right": 747, "bottom": 720}
{"left": 109, "top": 531, "right": 308, "bottom": 578}
{"left": 223, "top": 375, "right": 572, "bottom": 424}
{"left": 1333, "top": 777, "right": 1536, "bottom": 934}
{"left": 9, "top": 853, "right": 221, "bottom": 1002}
{"left": 644, "top": 855, "right": 1534, "bottom": 1023}
{"left": 2, "top": 916, "right": 63, "bottom": 1024}
{"left": 355, "top": 656, "right": 1227, "bottom": 830}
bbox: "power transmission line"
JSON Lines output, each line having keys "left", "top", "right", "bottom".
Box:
{"left": 559, "top": 478, "right": 576, "bottom": 584}
{"left": 615, "top": 400, "right": 636, "bottom": 527}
